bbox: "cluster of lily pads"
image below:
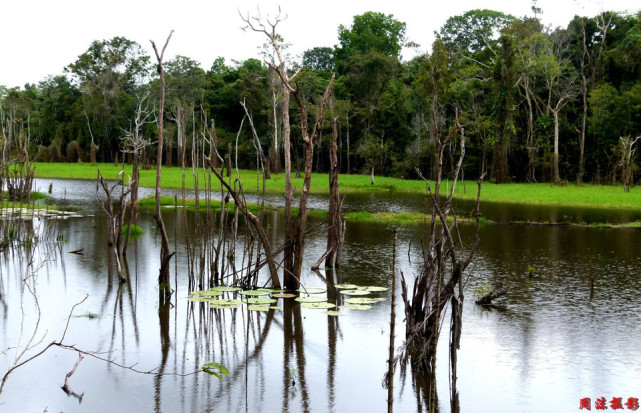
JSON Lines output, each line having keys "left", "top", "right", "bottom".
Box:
{"left": 187, "top": 283, "right": 388, "bottom": 316}
{"left": 0, "top": 207, "right": 82, "bottom": 219}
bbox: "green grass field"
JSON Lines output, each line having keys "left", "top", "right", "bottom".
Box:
{"left": 33, "top": 162, "right": 641, "bottom": 211}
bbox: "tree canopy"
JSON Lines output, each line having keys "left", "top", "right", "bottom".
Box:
{"left": 2, "top": 8, "right": 641, "bottom": 185}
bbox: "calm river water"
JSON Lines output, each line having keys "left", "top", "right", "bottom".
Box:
{"left": 1, "top": 179, "right": 640, "bottom": 412}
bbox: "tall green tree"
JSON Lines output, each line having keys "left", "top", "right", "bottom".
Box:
{"left": 165, "top": 55, "right": 206, "bottom": 168}
{"left": 66, "top": 37, "right": 151, "bottom": 162}
{"left": 335, "top": 12, "right": 406, "bottom": 176}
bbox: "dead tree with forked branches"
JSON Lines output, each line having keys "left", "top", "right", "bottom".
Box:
{"left": 121, "top": 93, "right": 156, "bottom": 254}
{"left": 96, "top": 168, "right": 131, "bottom": 282}
{"left": 151, "top": 31, "right": 175, "bottom": 303}
{"left": 204, "top": 115, "right": 282, "bottom": 289}
{"left": 313, "top": 116, "right": 345, "bottom": 270}
{"left": 241, "top": 8, "right": 334, "bottom": 289}
{"left": 399, "top": 113, "right": 483, "bottom": 381}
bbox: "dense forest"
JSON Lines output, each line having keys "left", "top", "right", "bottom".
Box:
{"left": 1, "top": 8, "right": 641, "bottom": 184}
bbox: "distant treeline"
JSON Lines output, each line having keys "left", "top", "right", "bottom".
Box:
{"left": 1, "top": 9, "right": 640, "bottom": 184}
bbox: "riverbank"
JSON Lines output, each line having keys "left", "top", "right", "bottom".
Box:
{"left": 33, "top": 162, "right": 641, "bottom": 211}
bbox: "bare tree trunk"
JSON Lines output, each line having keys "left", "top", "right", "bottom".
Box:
{"left": 282, "top": 82, "right": 296, "bottom": 288}
{"left": 312, "top": 117, "right": 344, "bottom": 270}
{"left": 400, "top": 113, "right": 483, "bottom": 373}
{"left": 290, "top": 76, "right": 335, "bottom": 286}
{"left": 346, "top": 105, "right": 351, "bottom": 175}
{"left": 553, "top": 109, "right": 561, "bottom": 184}
{"left": 578, "top": 71, "right": 588, "bottom": 184}
{"left": 205, "top": 157, "right": 281, "bottom": 288}
{"left": 151, "top": 31, "right": 176, "bottom": 303}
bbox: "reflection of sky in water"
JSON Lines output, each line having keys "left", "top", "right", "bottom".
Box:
{"left": 1, "top": 182, "right": 640, "bottom": 411}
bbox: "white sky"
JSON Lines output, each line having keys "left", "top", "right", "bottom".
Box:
{"left": 1, "top": 0, "right": 639, "bottom": 89}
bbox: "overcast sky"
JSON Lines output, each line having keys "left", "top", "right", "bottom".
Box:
{"left": 1, "top": 0, "right": 638, "bottom": 89}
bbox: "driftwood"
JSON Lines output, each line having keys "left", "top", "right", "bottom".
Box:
{"left": 475, "top": 289, "right": 508, "bottom": 305}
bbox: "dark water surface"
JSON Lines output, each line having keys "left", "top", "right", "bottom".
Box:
{"left": 1, "top": 179, "right": 640, "bottom": 412}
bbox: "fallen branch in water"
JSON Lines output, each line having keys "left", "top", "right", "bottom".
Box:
{"left": 475, "top": 289, "right": 507, "bottom": 305}
{"left": 61, "top": 352, "right": 84, "bottom": 403}
{"left": 0, "top": 294, "right": 201, "bottom": 396}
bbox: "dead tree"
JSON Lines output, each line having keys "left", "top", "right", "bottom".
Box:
{"left": 400, "top": 114, "right": 483, "bottom": 373}
{"left": 313, "top": 117, "right": 345, "bottom": 270}
{"left": 617, "top": 136, "right": 640, "bottom": 192}
{"left": 1, "top": 109, "right": 35, "bottom": 203}
{"left": 151, "top": 31, "right": 175, "bottom": 302}
{"left": 96, "top": 169, "right": 131, "bottom": 282}
{"left": 242, "top": 8, "right": 334, "bottom": 289}
{"left": 204, "top": 116, "right": 281, "bottom": 289}
{"left": 241, "top": 8, "right": 297, "bottom": 288}
{"left": 121, "top": 93, "right": 156, "bottom": 254}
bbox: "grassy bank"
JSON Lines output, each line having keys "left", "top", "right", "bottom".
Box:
{"left": 33, "top": 162, "right": 641, "bottom": 211}
{"left": 138, "top": 196, "right": 481, "bottom": 226}
{"left": 139, "top": 196, "right": 641, "bottom": 228}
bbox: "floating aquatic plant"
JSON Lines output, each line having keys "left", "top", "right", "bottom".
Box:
{"left": 334, "top": 284, "right": 358, "bottom": 289}
{"left": 339, "top": 304, "right": 373, "bottom": 311}
{"left": 209, "top": 299, "right": 243, "bottom": 309}
{"left": 272, "top": 293, "right": 297, "bottom": 298}
{"left": 301, "top": 302, "right": 336, "bottom": 309}
{"left": 294, "top": 296, "right": 328, "bottom": 303}
{"left": 202, "top": 362, "right": 229, "bottom": 381}
{"left": 244, "top": 298, "right": 277, "bottom": 305}
{"left": 296, "top": 287, "right": 327, "bottom": 294}
{"left": 326, "top": 310, "right": 340, "bottom": 316}
{"left": 340, "top": 290, "right": 371, "bottom": 296}
{"left": 190, "top": 290, "right": 223, "bottom": 297}
{"left": 247, "top": 305, "right": 270, "bottom": 312}
{"left": 360, "top": 286, "right": 388, "bottom": 292}
{"left": 344, "top": 297, "right": 386, "bottom": 304}
{"left": 188, "top": 296, "right": 218, "bottom": 302}
{"left": 210, "top": 286, "right": 242, "bottom": 292}
{"left": 239, "top": 289, "right": 272, "bottom": 296}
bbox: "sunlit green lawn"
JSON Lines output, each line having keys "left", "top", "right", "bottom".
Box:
{"left": 33, "top": 162, "right": 641, "bottom": 210}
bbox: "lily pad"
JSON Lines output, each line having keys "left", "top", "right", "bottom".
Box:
{"left": 339, "top": 304, "right": 373, "bottom": 311}
{"left": 209, "top": 299, "right": 243, "bottom": 309}
{"left": 295, "top": 296, "right": 328, "bottom": 303}
{"left": 359, "top": 286, "right": 388, "bottom": 292}
{"left": 272, "top": 293, "right": 297, "bottom": 299}
{"left": 262, "top": 288, "right": 286, "bottom": 293}
{"left": 244, "top": 297, "right": 277, "bottom": 305}
{"left": 210, "top": 303, "right": 241, "bottom": 309}
{"left": 301, "top": 302, "right": 336, "bottom": 309}
{"left": 247, "top": 305, "right": 270, "bottom": 312}
{"left": 326, "top": 310, "right": 340, "bottom": 316}
{"left": 269, "top": 306, "right": 281, "bottom": 310}
{"left": 188, "top": 296, "right": 218, "bottom": 302}
{"left": 334, "top": 284, "right": 358, "bottom": 289}
{"left": 344, "top": 297, "right": 387, "bottom": 304}
{"left": 190, "top": 290, "right": 223, "bottom": 298}
{"left": 296, "top": 287, "right": 327, "bottom": 294}
{"left": 340, "top": 290, "right": 371, "bottom": 296}
{"left": 210, "top": 286, "right": 242, "bottom": 292}
{"left": 239, "top": 289, "right": 272, "bottom": 296}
